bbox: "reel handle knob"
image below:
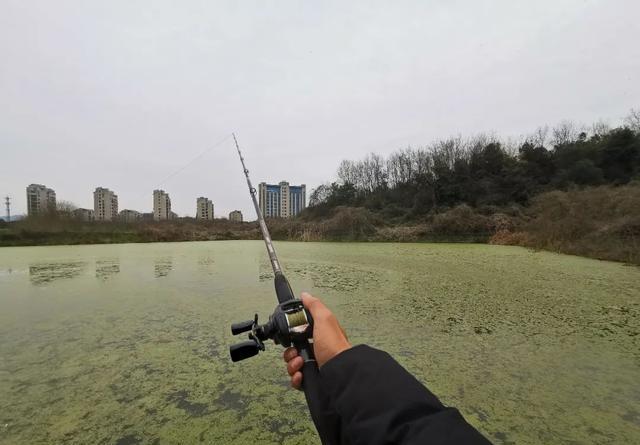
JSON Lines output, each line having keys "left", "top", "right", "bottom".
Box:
{"left": 231, "top": 319, "right": 255, "bottom": 335}
{"left": 229, "top": 340, "right": 260, "bottom": 362}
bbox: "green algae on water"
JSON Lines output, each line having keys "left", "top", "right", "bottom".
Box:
{"left": 0, "top": 242, "right": 639, "bottom": 444}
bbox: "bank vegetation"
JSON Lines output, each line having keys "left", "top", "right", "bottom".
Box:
{"left": 1, "top": 111, "right": 639, "bottom": 264}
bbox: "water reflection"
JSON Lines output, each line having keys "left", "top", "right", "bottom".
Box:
{"left": 197, "top": 255, "right": 215, "bottom": 276}
{"left": 154, "top": 258, "right": 173, "bottom": 278}
{"left": 29, "top": 261, "right": 86, "bottom": 285}
{"left": 95, "top": 259, "right": 120, "bottom": 281}
{"left": 198, "top": 256, "right": 215, "bottom": 266}
{"left": 258, "top": 260, "right": 273, "bottom": 281}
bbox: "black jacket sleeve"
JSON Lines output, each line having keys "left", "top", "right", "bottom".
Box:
{"left": 319, "top": 345, "right": 491, "bottom": 445}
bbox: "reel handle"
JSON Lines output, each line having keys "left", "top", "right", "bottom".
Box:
{"left": 231, "top": 319, "right": 254, "bottom": 335}
{"left": 229, "top": 340, "right": 260, "bottom": 362}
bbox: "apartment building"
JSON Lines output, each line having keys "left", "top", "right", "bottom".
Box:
{"left": 258, "top": 181, "right": 306, "bottom": 218}
{"left": 196, "top": 197, "right": 214, "bottom": 220}
{"left": 153, "top": 190, "right": 171, "bottom": 221}
{"left": 26, "top": 184, "right": 56, "bottom": 216}
{"left": 73, "top": 208, "right": 95, "bottom": 221}
{"left": 94, "top": 187, "right": 118, "bottom": 221}
{"left": 119, "top": 209, "right": 141, "bottom": 223}
{"left": 229, "top": 210, "right": 243, "bottom": 222}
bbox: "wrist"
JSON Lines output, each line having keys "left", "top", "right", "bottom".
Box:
{"left": 321, "top": 341, "right": 352, "bottom": 367}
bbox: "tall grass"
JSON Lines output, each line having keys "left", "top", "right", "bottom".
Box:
{"left": 511, "top": 183, "right": 640, "bottom": 264}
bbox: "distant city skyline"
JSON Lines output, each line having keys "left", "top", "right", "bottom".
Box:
{"left": 8, "top": 173, "right": 306, "bottom": 219}
{"left": 2, "top": 2, "right": 639, "bottom": 217}
{"left": 12, "top": 181, "right": 306, "bottom": 222}
{"left": 5, "top": 159, "right": 314, "bottom": 219}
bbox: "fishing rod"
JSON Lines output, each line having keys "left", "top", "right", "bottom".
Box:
{"left": 229, "top": 134, "right": 333, "bottom": 445}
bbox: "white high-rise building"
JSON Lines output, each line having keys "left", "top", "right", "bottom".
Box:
{"left": 26, "top": 184, "right": 56, "bottom": 216}
{"left": 258, "top": 181, "right": 306, "bottom": 218}
{"left": 94, "top": 187, "right": 118, "bottom": 221}
{"left": 153, "top": 190, "right": 171, "bottom": 221}
{"left": 196, "top": 197, "right": 214, "bottom": 220}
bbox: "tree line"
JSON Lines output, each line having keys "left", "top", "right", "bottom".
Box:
{"left": 307, "top": 110, "right": 640, "bottom": 219}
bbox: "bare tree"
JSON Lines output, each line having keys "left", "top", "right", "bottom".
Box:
{"left": 309, "top": 183, "right": 331, "bottom": 206}
{"left": 337, "top": 159, "right": 357, "bottom": 185}
{"left": 551, "top": 120, "right": 581, "bottom": 146}
{"left": 503, "top": 135, "right": 523, "bottom": 157}
{"left": 386, "top": 152, "right": 401, "bottom": 187}
{"left": 56, "top": 200, "right": 77, "bottom": 213}
{"left": 432, "top": 136, "right": 464, "bottom": 172}
{"left": 412, "top": 147, "right": 432, "bottom": 178}
{"left": 528, "top": 126, "right": 549, "bottom": 147}
{"left": 369, "top": 153, "right": 387, "bottom": 190}
{"left": 355, "top": 160, "right": 366, "bottom": 191}
{"left": 624, "top": 108, "right": 640, "bottom": 133}
{"left": 399, "top": 149, "right": 412, "bottom": 184}
{"left": 52, "top": 200, "right": 78, "bottom": 220}
{"left": 591, "top": 120, "right": 611, "bottom": 138}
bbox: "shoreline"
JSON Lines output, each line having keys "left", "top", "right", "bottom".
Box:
{"left": 1, "top": 231, "right": 637, "bottom": 267}
{"left": 0, "top": 230, "right": 489, "bottom": 247}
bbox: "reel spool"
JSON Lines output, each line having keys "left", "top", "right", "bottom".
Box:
{"left": 286, "top": 309, "right": 310, "bottom": 334}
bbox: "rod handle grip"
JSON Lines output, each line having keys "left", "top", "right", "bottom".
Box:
{"left": 298, "top": 343, "right": 335, "bottom": 445}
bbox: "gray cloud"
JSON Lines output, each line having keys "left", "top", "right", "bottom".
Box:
{"left": 1, "top": 0, "right": 639, "bottom": 217}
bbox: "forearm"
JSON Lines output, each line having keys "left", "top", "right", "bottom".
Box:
{"left": 319, "top": 345, "right": 491, "bottom": 445}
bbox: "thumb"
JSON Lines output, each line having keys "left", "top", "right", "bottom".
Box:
{"left": 300, "top": 292, "right": 327, "bottom": 319}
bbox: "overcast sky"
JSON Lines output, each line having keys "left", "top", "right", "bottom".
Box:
{"left": 1, "top": 0, "right": 639, "bottom": 218}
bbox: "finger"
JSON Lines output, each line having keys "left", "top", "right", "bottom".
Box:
{"left": 300, "top": 292, "right": 319, "bottom": 307}
{"left": 287, "top": 356, "right": 303, "bottom": 376}
{"left": 301, "top": 292, "right": 329, "bottom": 319}
{"left": 283, "top": 347, "right": 298, "bottom": 363}
{"left": 339, "top": 323, "right": 349, "bottom": 341}
{"left": 291, "top": 371, "right": 303, "bottom": 390}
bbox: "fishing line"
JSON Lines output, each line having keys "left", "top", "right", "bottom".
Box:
{"left": 153, "top": 133, "right": 234, "bottom": 188}
{"left": 129, "top": 133, "right": 234, "bottom": 205}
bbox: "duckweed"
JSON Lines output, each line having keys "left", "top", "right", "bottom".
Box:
{"left": 0, "top": 241, "right": 638, "bottom": 444}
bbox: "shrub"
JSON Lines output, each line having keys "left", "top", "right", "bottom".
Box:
{"left": 430, "top": 205, "right": 494, "bottom": 235}
{"left": 322, "top": 207, "right": 379, "bottom": 240}
{"left": 517, "top": 183, "right": 640, "bottom": 263}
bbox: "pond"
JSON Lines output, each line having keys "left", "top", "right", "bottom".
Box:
{"left": 0, "top": 241, "right": 638, "bottom": 444}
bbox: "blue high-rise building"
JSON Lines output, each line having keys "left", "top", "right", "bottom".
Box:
{"left": 258, "top": 181, "right": 306, "bottom": 218}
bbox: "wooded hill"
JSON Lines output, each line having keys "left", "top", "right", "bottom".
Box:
{"left": 290, "top": 111, "right": 640, "bottom": 263}
{"left": 306, "top": 112, "right": 640, "bottom": 221}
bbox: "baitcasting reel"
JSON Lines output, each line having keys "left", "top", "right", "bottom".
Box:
{"left": 229, "top": 299, "right": 314, "bottom": 362}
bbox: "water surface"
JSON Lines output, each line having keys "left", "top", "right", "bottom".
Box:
{"left": 0, "top": 241, "right": 638, "bottom": 444}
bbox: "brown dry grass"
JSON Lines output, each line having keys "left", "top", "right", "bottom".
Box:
{"left": 494, "top": 183, "right": 640, "bottom": 264}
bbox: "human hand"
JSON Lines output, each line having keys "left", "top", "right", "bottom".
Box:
{"left": 283, "top": 292, "right": 351, "bottom": 389}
